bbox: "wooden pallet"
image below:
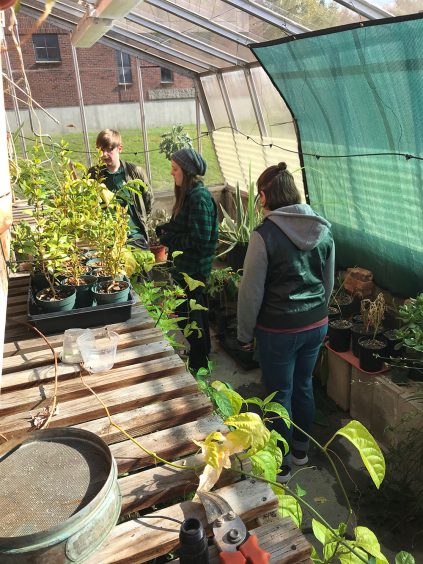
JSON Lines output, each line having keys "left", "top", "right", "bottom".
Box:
{"left": 1, "top": 277, "right": 311, "bottom": 563}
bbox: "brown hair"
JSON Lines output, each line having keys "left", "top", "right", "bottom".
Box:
{"left": 96, "top": 129, "right": 122, "bottom": 150}
{"left": 172, "top": 171, "right": 196, "bottom": 217}
{"left": 257, "top": 162, "right": 301, "bottom": 210}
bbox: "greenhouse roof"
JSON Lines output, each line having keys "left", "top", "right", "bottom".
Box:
{"left": 19, "top": 0, "right": 412, "bottom": 77}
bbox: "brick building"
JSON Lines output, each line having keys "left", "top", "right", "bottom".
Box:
{"left": 3, "top": 14, "right": 196, "bottom": 134}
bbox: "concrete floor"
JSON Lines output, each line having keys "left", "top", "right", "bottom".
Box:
{"left": 207, "top": 332, "right": 422, "bottom": 563}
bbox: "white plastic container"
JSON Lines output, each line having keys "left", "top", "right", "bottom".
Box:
{"left": 76, "top": 328, "right": 119, "bottom": 373}
{"left": 61, "top": 328, "right": 86, "bottom": 364}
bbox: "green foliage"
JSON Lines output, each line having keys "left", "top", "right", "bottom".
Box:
{"left": 207, "top": 267, "right": 241, "bottom": 311}
{"left": 218, "top": 166, "right": 262, "bottom": 255}
{"left": 158, "top": 124, "right": 193, "bottom": 161}
{"left": 396, "top": 293, "right": 423, "bottom": 353}
{"left": 328, "top": 420, "right": 385, "bottom": 489}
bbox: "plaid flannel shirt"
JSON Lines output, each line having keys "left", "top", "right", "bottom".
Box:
{"left": 160, "top": 181, "right": 218, "bottom": 279}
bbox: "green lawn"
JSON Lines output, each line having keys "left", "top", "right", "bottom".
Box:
{"left": 47, "top": 125, "right": 224, "bottom": 191}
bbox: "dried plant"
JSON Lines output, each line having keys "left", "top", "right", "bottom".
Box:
{"left": 361, "top": 293, "right": 385, "bottom": 339}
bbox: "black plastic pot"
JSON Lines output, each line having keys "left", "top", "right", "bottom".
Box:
{"left": 383, "top": 329, "right": 402, "bottom": 358}
{"left": 328, "top": 306, "right": 341, "bottom": 321}
{"left": 328, "top": 319, "right": 353, "bottom": 352}
{"left": 352, "top": 314, "right": 363, "bottom": 325}
{"left": 226, "top": 243, "right": 248, "bottom": 272}
{"left": 351, "top": 324, "right": 373, "bottom": 357}
{"left": 333, "top": 295, "right": 359, "bottom": 319}
{"left": 358, "top": 336, "right": 387, "bottom": 372}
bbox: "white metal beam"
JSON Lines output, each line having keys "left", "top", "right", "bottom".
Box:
{"left": 333, "top": 0, "right": 393, "bottom": 20}
{"left": 223, "top": 0, "right": 309, "bottom": 34}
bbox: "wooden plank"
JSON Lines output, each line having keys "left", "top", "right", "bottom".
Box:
{"left": 3, "top": 307, "right": 153, "bottom": 357}
{"left": 85, "top": 480, "right": 278, "bottom": 564}
{"left": 0, "top": 354, "right": 187, "bottom": 417}
{"left": 172, "top": 520, "right": 311, "bottom": 564}
{"left": 73, "top": 393, "right": 212, "bottom": 445}
{"left": 2, "top": 326, "right": 164, "bottom": 375}
{"left": 0, "top": 339, "right": 175, "bottom": 393}
{"left": 109, "top": 414, "right": 226, "bottom": 475}
{"left": 0, "top": 371, "right": 199, "bottom": 439}
{"left": 118, "top": 453, "right": 249, "bottom": 516}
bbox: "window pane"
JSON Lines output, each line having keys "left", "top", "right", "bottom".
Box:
{"left": 32, "top": 34, "right": 60, "bottom": 62}
{"left": 161, "top": 68, "right": 174, "bottom": 83}
{"left": 116, "top": 50, "right": 132, "bottom": 84}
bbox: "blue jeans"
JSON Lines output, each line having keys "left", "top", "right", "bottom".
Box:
{"left": 255, "top": 324, "right": 327, "bottom": 466}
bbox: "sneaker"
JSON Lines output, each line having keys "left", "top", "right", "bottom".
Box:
{"left": 276, "top": 466, "right": 292, "bottom": 484}
{"left": 291, "top": 449, "right": 309, "bottom": 466}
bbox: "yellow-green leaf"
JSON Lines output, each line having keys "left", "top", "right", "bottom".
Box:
{"left": 334, "top": 420, "right": 385, "bottom": 489}
{"left": 354, "top": 526, "right": 388, "bottom": 563}
{"left": 189, "top": 299, "right": 208, "bottom": 311}
{"left": 278, "top": 493, "right": 302, "bottom": 528}
{"left": 182, "top": 272, "right": 205, "bottom": 290}
{"left": 224, "top": 412, "right": 270, "bottom": 456}
{"left": 212, "top": 381, "right": 243, "bottom": 416}
{"left": 264, "top": 402, "right": 291, "bottom": 428}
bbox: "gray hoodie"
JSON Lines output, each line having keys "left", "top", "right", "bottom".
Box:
{"left": 237, "top": 204, "right": 335, "bottom": 343}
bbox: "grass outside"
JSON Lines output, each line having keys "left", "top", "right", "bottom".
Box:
{"left": 28, "top": 125, "right": 224, "bottom": 191}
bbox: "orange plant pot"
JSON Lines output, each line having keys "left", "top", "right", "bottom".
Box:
{"left": 150, "top": 244, "right": 168, "bottom": 263}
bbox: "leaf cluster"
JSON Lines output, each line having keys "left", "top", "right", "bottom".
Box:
{"left": 218, "top": 166, "right": 262, "bottom": 254}
{"left": 158, "top": 124, "right": 193, "bottom": 161}
{"left": 395, "top": 293, "right": 423, "bottom": 353}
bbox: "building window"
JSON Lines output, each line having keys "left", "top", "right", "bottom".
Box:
{"left": 161, "top": 67, "right": 174, "bottom": 84}
{"left": 116, "top": 51, "right": 132, "bottom": 85}
{"left": 32, "top": 34, "right": 61, "bottom": 63}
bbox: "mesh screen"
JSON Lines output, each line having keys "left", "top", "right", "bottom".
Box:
{"left": 252, "top": 14, "right": 423, "bottom": 297}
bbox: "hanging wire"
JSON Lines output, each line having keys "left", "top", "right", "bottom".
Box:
{"left": 16, "top": 126, "right": 423, "bottom": 162}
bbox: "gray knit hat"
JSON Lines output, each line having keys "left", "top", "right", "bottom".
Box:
{"left": 171, "top": 148, "right": 207, "bottom": 176}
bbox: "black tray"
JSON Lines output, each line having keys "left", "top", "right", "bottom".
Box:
{"left": 27, "top": 287, "right": 138, "bottom": 335}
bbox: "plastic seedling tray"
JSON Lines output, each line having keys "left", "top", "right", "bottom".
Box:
{"left": 27, "top": 285, "right": 138, "bottom": 335}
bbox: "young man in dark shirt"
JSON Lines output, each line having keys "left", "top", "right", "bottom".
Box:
{"left": 89, "top": 129, "right": 154, "bottom": 249}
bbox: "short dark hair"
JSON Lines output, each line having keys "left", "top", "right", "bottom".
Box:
{"left": 257, "top": 162, "right": 301, "bottom": 210}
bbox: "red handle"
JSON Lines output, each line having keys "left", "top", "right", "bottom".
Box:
{"left": 239, "top": 534, "right": 271, "bottom": 563}
{"left": 219, "top": 551, "right": 246, "bottom": 563}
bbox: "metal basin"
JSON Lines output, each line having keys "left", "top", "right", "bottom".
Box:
{"left": 0, "top": 427, "right": 121, "bottom": 563}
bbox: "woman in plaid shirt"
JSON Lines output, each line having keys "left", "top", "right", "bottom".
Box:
{"left": 158, "top": 149, "right": 218, "bottom": 371}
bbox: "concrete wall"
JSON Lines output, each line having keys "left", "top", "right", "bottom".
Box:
{"left": 6, "top": 99, "right": 203, "bottom": 137}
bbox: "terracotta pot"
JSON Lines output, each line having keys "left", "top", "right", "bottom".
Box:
{"left": 0, "top": 0, "right": 17, "bottom": 10}
{"left": 150, "top": 244, "right": 168, "bottom": 263}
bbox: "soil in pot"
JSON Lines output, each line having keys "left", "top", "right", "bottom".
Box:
{"left": 328, "top": 305, "right": 341, "bottom": 321}
{"left": 35, "top": 286, "right": 76, "bottom": 313}
{"left": 351, "top": 324, "right": 385, "bottom": 358}
{"left": 61, "top": 275, "right": 97, "bottom": 308}
{"left": 92, "top": 280, "right": 130, "bottom": 305}
{"left": 328, "top": 319, "right": 353, "bottom": 352}
{"left": 332, "top": 294, "right": 359, "bottom": 319}
{"left": 358, "top": 336, "right": 387, "bottom": 372}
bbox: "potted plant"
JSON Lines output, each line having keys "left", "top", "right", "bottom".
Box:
{"left": 92, "top": 202, "right": 131, "bottom": 304}
{"left": 218, "top": 168, "right": 262, "bottom": 271}
{"left": 207, "top": 267, "right": 240, "bottom": 335}
{"left": 327, "top": 273, "right": 355, "bottom": 351}
{"left": 358, "top": 293, "right": 387, "bottom": 372}
{"left": 158, "top": 124, "right": 193, "bottom": 161}
{"left": 146, "top": 208, "right": 170, "bottom": 263}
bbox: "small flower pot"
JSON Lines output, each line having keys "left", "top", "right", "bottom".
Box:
{"left": 92, "top": 280, "right": 130, "bottom": 305}
{"left": 351, "top": 324, "right": 373, "bottom": 357}
{"left": 61, "top": 275, "right": 97, "bottom": 308}
{"left": 35, "top": 286, "right": 76, "bottom": 313}
{"left": 150, "top": 244, "right": 168, "bottom": 263}
{"left": 328, "top": 306, "right": 341, "bottom": 321}
{"left": 358, "top": 336, "right": 387, "bottom": 372}
{"left": 328, "top": 319, "right": 353, "bottom": 352}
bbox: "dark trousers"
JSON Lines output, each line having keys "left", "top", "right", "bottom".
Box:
{"left": 174, "top": 277, "right": 211, "bottom": 372}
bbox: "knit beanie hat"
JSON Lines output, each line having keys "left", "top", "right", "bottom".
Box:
{"left": 171, "top": 148, "right": 207, "bottom": 176}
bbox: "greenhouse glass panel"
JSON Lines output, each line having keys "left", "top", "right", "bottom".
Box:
{"left": 252, "top": 13, "right": 423, "bottom": 297}
{"left": 253, "top": 0, "right": 363, "bottom": 30}
{"left": 223, "top": 70, "right": 259, "bottom": 136}
{"left": 164, "top": 0, "right": 286, "bottom": 42}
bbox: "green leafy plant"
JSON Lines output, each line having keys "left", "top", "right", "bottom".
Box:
{"left": 207, "top": 267, "right": 240, "bottom": 311}
{"left": 146, "top": 208, "right": 171, "bottom": 246}
{"left": 158, "top": 124, "right": 193, "bottom": 161}
{"left": 395, "top": 293, "right": 423, "bottom": 354}
{"left": 218, "top": 167, "right": 262, "bottom": 256}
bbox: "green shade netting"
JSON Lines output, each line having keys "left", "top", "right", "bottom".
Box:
{"left": 252, "top": 14, "right": 423, "bottom": 297}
